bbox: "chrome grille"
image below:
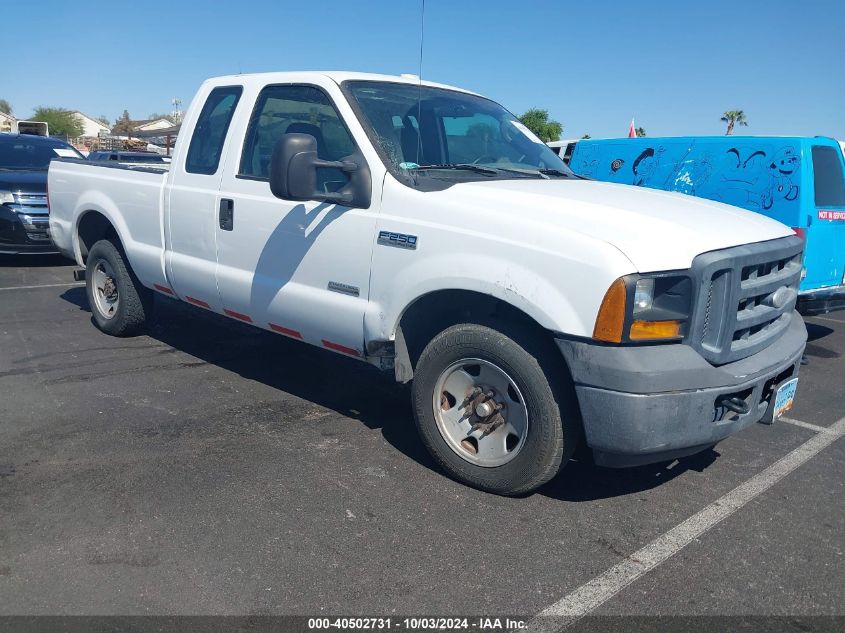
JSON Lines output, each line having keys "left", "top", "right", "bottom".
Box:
{"left": 8, "top": 192, "right": 50, "bottom": 240}
{"left": 689, "top": 236, "right": 803, "bottom": 365}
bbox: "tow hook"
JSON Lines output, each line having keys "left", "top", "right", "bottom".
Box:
{"left": 718, "top": 395, "right": 750, "bottom": 415}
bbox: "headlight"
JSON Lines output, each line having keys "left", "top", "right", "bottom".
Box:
{"left": 593, "top": 273, "right": 693, "bottom": 343}
{"left": 0, "top": 190, "right": 15, "bottom": 205}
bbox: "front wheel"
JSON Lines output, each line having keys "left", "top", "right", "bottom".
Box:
{"left": 412, "top": 323, "right": 577, "bottom": 496}
{"left": 86, "top": 239, "right": 152, "bottom": 336}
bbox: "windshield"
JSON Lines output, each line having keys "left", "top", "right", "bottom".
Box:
{"left": 344, "top": 81, "right": 573, "bottom": 186}
{"left": 0, "top": 136, "right": 82, "bottom": 170}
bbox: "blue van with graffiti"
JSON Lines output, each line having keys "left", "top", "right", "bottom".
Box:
{"left": 568, "top": 137, "right": 845, "bottom": 315}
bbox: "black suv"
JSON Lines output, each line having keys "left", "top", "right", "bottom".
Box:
{"left": 0, "top": 134, "right": 83, "bottom": 254}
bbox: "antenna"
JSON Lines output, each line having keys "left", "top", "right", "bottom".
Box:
{"left": 414, "top": 0, "right": 426, "bottom": 164}
{"left": 170, "top": 97, "right": 183, "bottom": 124}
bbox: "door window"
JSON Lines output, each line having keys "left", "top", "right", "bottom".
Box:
{"left": 185, "top": 86, "right": 242, "bottom": 175}
{"left": 238, "top": 85, "right": 356, "bottom": 192}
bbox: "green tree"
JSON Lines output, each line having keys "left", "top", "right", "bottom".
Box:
{"left": 112, "top": 110, "right": 134, "bottom": 135}
{"left": 581, "top": 134, "right": 591, "bottom": 139}
{"left": 0, "top": 99, "right": 11, "bottom": 115}
{"left": 720, "top": 110, "right": 748, "bottom": 135}
{"left": 96, "top": 115, "right": 111, "bottom": 127}
{"left": 636, "top": 126, "right": 647, "bottom": 137}
{"left": 32, "top": 107, "right": 84, "bottom": 137}
{"left": 518, "top": 108, "right": 563, "bottom": 143}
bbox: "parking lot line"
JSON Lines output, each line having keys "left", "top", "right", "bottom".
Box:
{"left": 0, "top": 282, "right": 84, "bottom": 292}
{"left": 528, "top": 415, "right": 845, "bottom": 630}
{"left": 781, "top": 417, "right": 835, "bottom": 434}
{"left": 811, "top": 315, "right": 845, "bottom": 324}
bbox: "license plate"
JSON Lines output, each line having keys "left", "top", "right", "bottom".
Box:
{"left": 773, "top": 377, "right": 799, "bottom": 420}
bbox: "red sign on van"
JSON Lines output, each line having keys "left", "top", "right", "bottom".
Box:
{"left": 818, "top": 210, "right": 845, "bottom": 220}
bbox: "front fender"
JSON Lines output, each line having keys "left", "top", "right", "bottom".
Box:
{"left": 364, "top": 251, "right": 608, "bottom": 345}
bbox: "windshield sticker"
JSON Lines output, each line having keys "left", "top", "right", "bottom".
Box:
{"left": 53, "top": 148, "right": 78, "bottom": 158}
{"left": 510, "top": 120, "right": 545, "bottom": 145}
{"left": 399, "top": 162, "right": 420, "bottom": 169}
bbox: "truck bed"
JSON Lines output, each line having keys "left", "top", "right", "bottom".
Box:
{"left": 48, "top": 158, "right": 169, "bottom": 285}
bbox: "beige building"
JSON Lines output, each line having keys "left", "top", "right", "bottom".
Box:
{"left": 135, "top": 118, "right": 175, "bottom": 132}
{"left": 0, "top": 111, "right": 15, "bottom": 133}
{"left": 71, "top": 112, "right": 110, "bottom": 138}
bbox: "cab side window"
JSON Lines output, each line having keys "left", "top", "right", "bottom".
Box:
{"left": 239, "top": 84, "right": 356, "bottom": 192}
{"left": 185, "top": 86, "right": 242, "bottom": 175}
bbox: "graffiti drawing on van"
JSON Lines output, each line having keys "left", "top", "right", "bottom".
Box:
{"left": 767, "top": 146, "right": 800, "bottom": 206}
{"left": 575, "top": 144, "right": 602, "bottom": 177}
{"left": 671, "top": 152, "right": 714, "bottom": 196}
{"left": 631, "top": 146, "right": 666, "bottom": 186}
{"left": 717, "top": 147, "right": 772, "bottom": 210}
{"left": 714, "top": 146, "right": 800, "bottom": 211}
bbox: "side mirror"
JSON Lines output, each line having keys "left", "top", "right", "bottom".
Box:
{"left": 268, "top": 133, "right": 371, "bottom": 208}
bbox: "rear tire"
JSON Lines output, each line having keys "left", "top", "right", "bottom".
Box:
{"left": 412, "top": 322, "right": 578, "bottom": 496}
{"left": 85, "top": 239, "right": 151, "bottom": 336}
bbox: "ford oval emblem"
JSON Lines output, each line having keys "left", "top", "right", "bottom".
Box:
{"left": 770, "top": 286, "right": 797, "bottom": 310}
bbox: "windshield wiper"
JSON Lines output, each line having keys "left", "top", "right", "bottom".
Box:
{"left": 538, "top": 168, "right": 573, "bottom": 177}
{"left": 410, "top": 163, "right": 498, "bottom": 175}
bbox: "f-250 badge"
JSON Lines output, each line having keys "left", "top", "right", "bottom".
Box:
{"left": 377, "top": 230, "right": 418, "bottom": 250}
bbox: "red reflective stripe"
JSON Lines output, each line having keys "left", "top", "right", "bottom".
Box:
{"left": 223, "top": 308, "right": 253, "bottom": 323}
{"left": 185, "top": 296, "right": 210, "bottom": 309}
{"left": 321, "top": 339, "right": 360, "bottom": 357}
{"left": 154, "top": 284, "right": 173, "bottom": 295}
{"left": 269, "top": 323, "right": 303, "bottom": 339}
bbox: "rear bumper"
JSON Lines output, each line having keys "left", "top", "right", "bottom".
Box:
{"left": 797, "top": 284, "right": 845, "bottom": 316}
{"left": 556, "top": 312, "right": 807, "bottom": 467}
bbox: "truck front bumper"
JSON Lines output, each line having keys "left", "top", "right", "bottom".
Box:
{"left": 0, "top": 205, "right": 58, "bottom": 255}
{"left": 797, "top": 284, "right": 845, "bottom": 316}
{"left": 556, "top": 312, "right": 807, "bottom": 467}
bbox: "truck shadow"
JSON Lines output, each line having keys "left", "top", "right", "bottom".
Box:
{"left": 539, "top": 449, "right": 719, "bottom": 502}
{"left": 61, "top": 287, "right": 724, "bottom": 502}
{"left": 804, "top": 322, "right": 838, "bottom": 359}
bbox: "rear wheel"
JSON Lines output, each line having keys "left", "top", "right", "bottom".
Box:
{"left": 412, "top": 322, "right": 577, "bottom": 496}
{"left": 86, "top": 239, "right": 151, "bottom": 336}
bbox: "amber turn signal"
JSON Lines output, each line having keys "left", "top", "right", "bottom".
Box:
{"left": 592, "top": 278, "right": 627, "bottom": 343}
{"left": 629, "top": 319, "right": 682, "bottom": 340}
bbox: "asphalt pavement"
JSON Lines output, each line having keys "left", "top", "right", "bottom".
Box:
{"left": 0, "top": 255, "right": 842, "bottom": 630}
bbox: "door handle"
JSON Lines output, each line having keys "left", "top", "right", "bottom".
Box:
{"left": 219, "top": 198, "right": 234, "bottom": 231}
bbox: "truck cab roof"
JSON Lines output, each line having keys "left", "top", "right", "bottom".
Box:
{"left": 199, "top": 70, "right": 478, "bottom": 95}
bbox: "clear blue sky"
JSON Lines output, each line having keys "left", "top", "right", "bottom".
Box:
{"left": 5, "top": 0, "right": 844, "bottom": 139}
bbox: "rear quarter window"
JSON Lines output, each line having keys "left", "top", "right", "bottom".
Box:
{"left": 812, "top": 145, "right": 845, "bottom": 207}
{"left": 185, "top": 86, "right": 242, "bottom": 175}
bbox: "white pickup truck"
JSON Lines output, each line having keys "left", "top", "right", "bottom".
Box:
{"left": 48, "top": 72, "right": 807, "bottom": 495}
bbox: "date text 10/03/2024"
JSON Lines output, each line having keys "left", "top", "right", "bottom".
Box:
{"left": 307, "top": 617, "right": 527, "bottom": 630}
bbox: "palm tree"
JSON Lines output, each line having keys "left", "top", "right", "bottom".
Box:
{"left": 721, "top": 110, "right": 748, "bottom": 135}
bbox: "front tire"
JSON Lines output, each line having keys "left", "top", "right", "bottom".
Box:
{"left": 412, "top": 322, "right": 577, "bottom": 496}
{"left": 85, "top": 239, "right": 151, "bottom": 336}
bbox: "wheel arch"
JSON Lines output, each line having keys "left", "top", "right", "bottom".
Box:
{"left": 390, "top": 288, "right": 564, "bottom": 384}
{"left": 76, "top": 209, "right": 121, "bottom": 261}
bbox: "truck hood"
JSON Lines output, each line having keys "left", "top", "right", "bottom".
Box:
{"left": 0, "top": 169, "right": 48, "bottom": 193}
{"left": 454, "top": 178, "right": 793, "bottom": 272}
